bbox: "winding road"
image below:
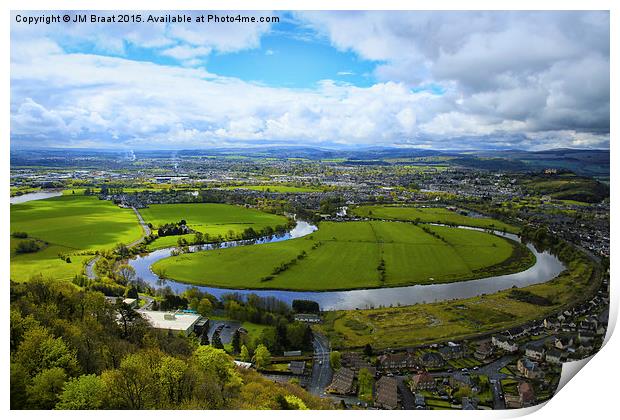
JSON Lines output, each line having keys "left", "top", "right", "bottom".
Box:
{"left": 309, "top": 332, "right": 333, "bottom": 396}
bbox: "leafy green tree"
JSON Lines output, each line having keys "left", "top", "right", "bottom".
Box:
{"left": 13, "top": 325, "right": 79, "bottom": 378}
{"left": 56, "top": 374, "right": 107, "bottom": 409}
{"left": 193, "top": 346, "right": 242, "bottom": 396}
{"left": 158, "top": 356, "right": 190, "bottom": 406}
{"left": 252, "top": 344, "right": 271, "bottom": 370}
{"left": 357, "top": 368, "right": 373, "bottom": 403}
{"left": 27, "top": 367, "right": 66, "bottom": 409}
{"left": 102, "top": 351, "right": 160, "bottom": 409}
{"left": 115, "top": 264, "right": 136, "bottom": 285}
{"left": 240, "top": 345, "right": 250, "bottom": 362}
{"left": 197, "top": 298, "right": 213, "bottom": 316}
{"left": 330, "top": 351, "right": 341, "bottom": 371}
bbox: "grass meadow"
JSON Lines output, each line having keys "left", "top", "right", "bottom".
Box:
{"left": 10, "top": 195, "right": 143, "bottom": 281}
{"left": 153, "top": 220, "right": 526, "bottom": 291}
{"left": 351, "top": 205, "right": 519, "bottom": 233}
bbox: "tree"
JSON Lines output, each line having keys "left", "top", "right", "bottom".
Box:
{"left": 330, "top": 351, "right": 341, "bottom": 371}
{"left": 196, "top": 298, "right": 213, "bottom": 316}
{"left": 157, "top": 356, "right": 190, "bottom": 406}
{"left": 56, "top": 374, "right": 107, "bottom": 409}
{"left": 240, "top": 345, "right": 249, "bottom": 362}
{"left": 26, "top": 367, "right": 67, "bottom": 409}
{"left": 115, "top": 264, "right": 136, "bottom": 285}
{"left": 13, "top": 325, "right": 79, "bottom": 378}
{"left": 231, "top": 330, "right": 242, "bottom": 354}
{"left": 115, "top": 243, "right": 130, "bottom": 259}
{"left": 252, "top": 344, "right": 271, "bottom": 370}
{"left": 193, "top": 346, "right": 242, "bottom": 396}
{"left": 200, "top": 329, "right": 210, "bottom": 346}
{"left": 357, "top": 368, "right": 373, "bottom": 403}
{"left": 211, "top": 331, "right": 224, "bottom": 349}
{"left": 363, "top": 343, "right": 373, "bottom": 357}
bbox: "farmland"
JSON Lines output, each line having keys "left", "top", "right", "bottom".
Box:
{"left": 351, "top": 205, "right": 519, "bottom": 233}
{"left": 152, "top": 220, "right": 531, "bottom": 291}
{"left": 139, "top": 203, "right": 290, "bottom": 250}
{"left": 10, "top": 195, "right": 143, "bottom": 281}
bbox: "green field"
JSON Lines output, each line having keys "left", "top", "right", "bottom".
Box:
{"left": 153, "top": 220, "right": 530, "bottom": 291}
{"left": 351, "top": 205, "right": 519, "bottom": 233}
{"left": 10, "top": 195, "right": 143, "bottom": 281}
{"left": 139, "top": 203, "right": 289, "bottom": 250}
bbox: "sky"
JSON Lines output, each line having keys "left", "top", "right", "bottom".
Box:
{"left": 10, "top": 11, "right": 610, "bottom": 151}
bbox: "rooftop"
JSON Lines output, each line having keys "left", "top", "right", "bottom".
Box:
{"left": 139, "top": 310, "right": 202, "bottom": 332}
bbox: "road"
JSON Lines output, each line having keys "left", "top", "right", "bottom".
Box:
{"left": 308, "top": 332, "right": 332, "bottom": 396}
{"left": 86, "top": 207, "right": 150, "bottom": 280}
{"left": 129, "top": 207, "right": 151, "bottom": 247}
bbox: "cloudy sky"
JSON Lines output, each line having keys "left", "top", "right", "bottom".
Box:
{"left": 10, "top": 11, "right": 609, "bottom": 150}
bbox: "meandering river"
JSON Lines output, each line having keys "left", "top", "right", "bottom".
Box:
{"left": 128, "top": 221, "right": 565, "bottom": 311}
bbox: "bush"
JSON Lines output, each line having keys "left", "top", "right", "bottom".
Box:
{"left": 15, "top": 240, "right": 41, "bottom": 254}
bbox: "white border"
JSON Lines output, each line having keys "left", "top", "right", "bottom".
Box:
{"left": 2, "top": 1, "right": 616, "bottom": 419}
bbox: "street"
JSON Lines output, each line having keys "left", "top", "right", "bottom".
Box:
{"left": 308, "top": 332, "right": 333, "bottom": 396}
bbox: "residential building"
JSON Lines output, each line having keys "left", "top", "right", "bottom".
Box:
{"left": 492, "top": 335, "right": 518, "bottom": 352}
{"left": 410, "top": 372, "right": 436, "bottom": 391}
{"left": 375, "top": 376, "right": 398, "bottom": 410}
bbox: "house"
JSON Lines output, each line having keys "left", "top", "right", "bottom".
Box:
{"left": 545, "top": 349, "right": 563, "bottom": 364}
{"left": 518, "top": 382, "right": 536, "bottom": 407}
{"left": 438, "top": 343, "right": 464, "bottom": 360}
{"left": 492, "top": 335, "right": 518, "bottom": 352}
{"left": 375, "top": 376, "right": 398, "bottom": 410}
{"left": 420, "top": 352, "right": 445, "bottom": 368}
{"left": 105, "top": 296, "right": 138, "bottom": 309}
{"left": 524, "top": 343, "right": 545, "bottom": 361}
{"left": 555, "top": 336, "right": 574, "bottom": 350}
{"left": 578, "top": 331, "right": 595, "bottom": 344}
{"left": 341, "top": 352, "right": 375, "bottom": 375}
{"left": 517, "top": 358, "right": 543, "bottom": 379}
{"left": 294, "top": 313, "right": 321, "bottom": 323}
{"left": 507, "top": 326, "right": 526, "bottom": 339}
{"left": 410, "top": 372, "right": 436, "bottom": 391}
{"left": 327, "top": 367, "right": 355, "bottom": 395}
{"left": 462, "top": 397, "right": 478, "bottom": 410}
{"left": 474, "top": 341, "right": 493, "bottom": 361}
{"left": 378, "top": 352, "right": 418, "bottom": 370}
{"left": 288, "top": 361, "right": 306, "bottom": 375}
{"left": 284, "top": 350, "right": 302, "bottom": 357}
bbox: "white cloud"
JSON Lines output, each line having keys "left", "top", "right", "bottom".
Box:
{"left": 10, "top": 11, "right": 610, "bottom": 150}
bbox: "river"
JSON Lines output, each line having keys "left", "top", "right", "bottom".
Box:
{"left": 10, "top": 191, "right": 63, "bottom": 204}
{"left": 128, "top": 221, "right": 565, "bottom": 311}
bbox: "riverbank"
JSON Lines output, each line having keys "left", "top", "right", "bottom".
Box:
{"left": 315, "top": 248, "right": 600, "bottom": 350}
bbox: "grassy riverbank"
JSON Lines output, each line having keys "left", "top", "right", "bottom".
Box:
{"left": 351, "top": 205, "right": 519, "bottom": 233}
{"left": 315, "top": 257, "right": 598, "bottom": 349}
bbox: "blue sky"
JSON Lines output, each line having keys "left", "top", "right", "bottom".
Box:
{"left": 10, "top": 11, "right": 610, "bottom": 150}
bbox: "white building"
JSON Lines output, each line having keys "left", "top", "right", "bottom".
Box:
{"left": 139, "top": 310, "right": 202, "bottom": 336}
